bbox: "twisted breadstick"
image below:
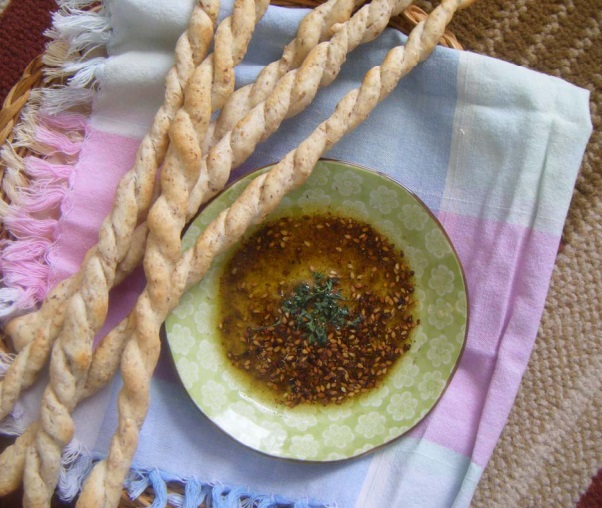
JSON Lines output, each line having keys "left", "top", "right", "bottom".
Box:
{"left": 26, "top": 2, "right": 266, "bottom": 506}
{"left": 81, "top": 0, "right": 363, "bottom": 395}
{"left": 76, "top": 12, "right": 269, "bottom": 508}
{"left": 0, "top": 221, "right": 148, "bottom": 496}
{"left": 78, "top": 0, "right": 475, "bottom": 506}
{"left": 1, "top": 0, "right": 352, "bottom": 358}
{"left": 203, "top": 0, "right": 361, "bottom": 153}
{"left": 83, "top": 0, "right": 400, "bottom": 396}
{"left": 189, "top": 0, "right": 481, "bottom": 292}
{"left": 0, "top": 0, "right": 359, "bottom": 494}
{"left": 78, "top": 0, "right": 415, "bottom": 405}
{"left": 0, "top": 2, "right": 217, "bottom": 422}
{"left": 188, "top": 0, "right": 414, "bottom": 217}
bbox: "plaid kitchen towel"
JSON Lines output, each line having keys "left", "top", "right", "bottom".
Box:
{"left": 0, "top": 0, "right": 592, "bottom": 506}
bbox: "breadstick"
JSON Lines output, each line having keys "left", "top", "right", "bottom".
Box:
{"left": 74, "top": 2, "right": 271, "bottom": 504}
{"left": 81, "top": 0, "right": 416, "bottom": 407}
{"left": 188, "top": 0, "right": 480, "bottom": 292}
{"left": 82, "top": 0, "right": 365, "bottom": 395}
{"left": 0, "top": 2, "right": 218, "bottom": 421}
{"left": 203, "top": 0, "right": 361, "bottom": 153}
{"left": 20, "top": 2, "right": 270, "bottom": 506}
{"left": 0, "top": 235, "right": 143, "bottom": 498}
{"left": 77, "top": 1, "right": 476, "bottom": 506}
{"left": 188, "top": 0, "right": 415, "bottom": 219}
{"left": 0, "top": 0, "right": 361, "bottom": 494}
{"left": 70, "top": 0, "right": 410, "bottom": 460}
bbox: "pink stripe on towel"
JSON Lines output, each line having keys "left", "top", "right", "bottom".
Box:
{"left": 409, "top": 214, "right": 561, "bottom": 467}
{"left": 49, "top": 126, "right": 142, "bottom": 285}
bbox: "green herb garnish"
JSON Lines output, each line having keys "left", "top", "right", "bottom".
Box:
{"left": 281, "top": 272, "right": 359, "bottom": 345}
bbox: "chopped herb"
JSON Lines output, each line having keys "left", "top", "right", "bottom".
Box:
{"left": 280, "top": 272, "right": 359, "bottom": 345}
{"left": 219, "top": 213, "right": 417, "bottom": 407}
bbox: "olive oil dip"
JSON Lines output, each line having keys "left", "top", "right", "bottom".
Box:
{"left": 218, "top": 212, "right": 418, "bottom": 407}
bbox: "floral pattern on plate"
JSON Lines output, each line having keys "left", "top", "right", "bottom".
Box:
{"left": 166, "top": 160, "right": 468, "bottom": 461}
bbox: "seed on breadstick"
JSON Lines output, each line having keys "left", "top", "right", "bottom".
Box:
{"left": 0, "top": 2, "right": 217, "bottom": 424}
{"left": 78, "top": 1, "right": 474, "bottom": 506}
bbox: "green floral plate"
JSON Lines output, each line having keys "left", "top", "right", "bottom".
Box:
{"left": 165, "top": 159, "right": 468, "bottom": 461}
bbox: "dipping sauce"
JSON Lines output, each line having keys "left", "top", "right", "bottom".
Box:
{"left": 218, "top": 213, "right": 418, "bottom": 407}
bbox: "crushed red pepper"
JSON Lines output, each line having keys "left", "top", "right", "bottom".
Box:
{"left": 218, "top": 213, "right": 418, "bottom": 407}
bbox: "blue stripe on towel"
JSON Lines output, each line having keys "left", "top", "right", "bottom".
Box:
{"left": 233, "top": 28, "right": 460, "bottom": 215}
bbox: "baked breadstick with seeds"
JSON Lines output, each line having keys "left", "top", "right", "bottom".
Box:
{"left": 203, "top": 0, "right": 361, "bottom": 153}
{"left": 0, "top": 2, "right": 218, "bottom": 422}
{"left": 20, "top": 2, "right": 271, "bottom": 506}
{"left": 0, "top": 240, "right": 139, "bottom": 497}
{"left": 188, "top": 1, "right": 480, "bottom": 288}
{"left": 80, "top": 0, "right": 369, "bottom": 395}
{"left": 77, "top": 1, "right": 476, "bottom": 506}
{"left": 75, "top": 21, "right": 263, "bottom": 508}
{"left": 0, "top": 0, "right": 362, "bottom": 493}
{"left": 80, "top": 0, "right": 416, "bottom": 398}
{"left": 189, "top": 0, "right": 415, "bottom": 219}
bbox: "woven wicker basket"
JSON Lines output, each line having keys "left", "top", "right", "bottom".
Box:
{"left": 0, "top": 1, "right": 462, "bottom": 506}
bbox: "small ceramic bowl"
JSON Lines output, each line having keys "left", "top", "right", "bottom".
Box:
{"left": 165, "top": 159, "right": 468, "bottom": 462}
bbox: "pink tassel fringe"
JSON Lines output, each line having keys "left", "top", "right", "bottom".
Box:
{"left": 1, "top": 112, "right": 87, "bottom": 318}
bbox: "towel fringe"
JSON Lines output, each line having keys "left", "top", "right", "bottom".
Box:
{"left": 45, "top": 7, "right": 111, "bottom": 58}
{"left": 0, "top": 399, "right": 26, "bottom": 435}
{"left": 51, "top": 447, "right": 335, "bottom": 508}
{"left": 120, "top": 467, "right": 334, "bottom": 508}
{"left": 58, "top": 439, "right": 94, "bottom": 502}
{"left": 0, "top": 0, "right": 111, "bottom": 321}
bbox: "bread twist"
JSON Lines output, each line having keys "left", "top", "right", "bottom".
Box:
{"left": 77, "top": 0, "right": 410, "bottom": 404}
{"left": 0, "top": 0, "right": 357, "bottom": 494}
{"left": 188, "top": 0, "right": 415, "bottom": 218}
{"left": 14, "top": 5, "right": 233, "bottom": 507}
{"left": 77, "top": 1, "right": 474, "bottom": 506}
{"left": 187, "top": 0, "right": 478, "bottom": 286}
{"left": 0, "top": 3, "right": 217, "bottom": 423}
{"left": 82, "top": 0, "right": 364, "bottom": 398}
{"left": 203, "top": 0, "right": 361, "bottom": 153}
{"left": 72, "top": 1, "right": 270, "bottom": 506}
{"left": 0, "top": 223, "right": 148, "bottom": 498}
